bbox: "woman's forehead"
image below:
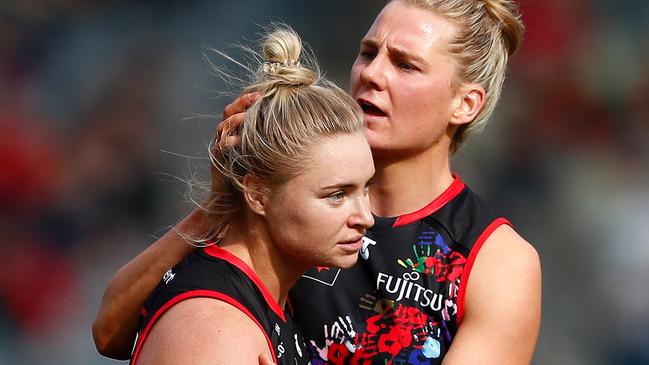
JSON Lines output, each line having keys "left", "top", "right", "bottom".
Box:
{"left": 364, "top": 0, "right": 457, "bottom": 56}
{"left": 289, "top": 133, "right": 373, "bottom": 188}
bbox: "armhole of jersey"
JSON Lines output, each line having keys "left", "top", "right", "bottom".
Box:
{"left": 130, "top": 289, "right": 277, "bottom": 365}
{"left": 456, "top": 217, "right": 512, "bottom": 325}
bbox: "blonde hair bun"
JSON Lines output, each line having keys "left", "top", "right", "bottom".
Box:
{"left": 482, "top": 0, "right": 524, "bottom": 56}
{"left": 258, "top": 27, "right": 317, "bottom": 89}
{"left": 194, "top": 24, "right": 363, "bottom": 245}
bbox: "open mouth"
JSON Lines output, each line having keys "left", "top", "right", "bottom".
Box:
{"left": 359, "top": 100, "right": 387, "bottom": 117}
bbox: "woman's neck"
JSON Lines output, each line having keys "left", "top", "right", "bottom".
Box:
{"left": 370, "top": 145, "right": 454, "bottom": 217}
{"left": 219, "top": 220, "right": 302, "bottom": 309}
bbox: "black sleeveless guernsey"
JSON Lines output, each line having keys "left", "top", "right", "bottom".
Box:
{"left": 290, "top": 175, "right": 510, "bottom": 364}
{"left": 130, "top": 245, "right": 311, "bottom": 365}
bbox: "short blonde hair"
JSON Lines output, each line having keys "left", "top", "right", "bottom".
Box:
{"left": 199, "top": 26, "right": 364, "bottom": 243}
{"left": 401, "top": 0, "right": 524, "bottom": 153}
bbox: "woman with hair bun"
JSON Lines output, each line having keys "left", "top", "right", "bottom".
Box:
{"left": 95, "top": 1, "right": 542, "bottom": 364}
{"left": 128, "top": 26, "right": 375, "bottom": 365}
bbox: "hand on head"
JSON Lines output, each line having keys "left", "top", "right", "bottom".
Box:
{"left": 215, "top": 91, "right": 260, "bottom": 149}
{"left": 208, "top": 91, "right": 259, "bottom": 203}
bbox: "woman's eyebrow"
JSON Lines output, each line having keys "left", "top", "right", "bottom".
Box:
{"left": 320, "top": 183, "right": 357, "bottom": 190}
{"left": 388, "top": 45, "right": 426, "bottom": 64}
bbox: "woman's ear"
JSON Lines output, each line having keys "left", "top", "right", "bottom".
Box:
{"left": 243, "top": 174, "right": 268, "bottom": 216}
{"left": 450, "top": 83, "right": 485, "bottom": 126}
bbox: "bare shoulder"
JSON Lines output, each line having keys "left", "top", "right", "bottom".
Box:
{"left": 467, "top": 223, "right": 541, "bottom": 320}
{"left": 136, "top": 298, "right": 271, "bottom": 365}
{"left": 444, "top": 224, "right": 541, "bottom": 364}
{"left": 479, "top": 224, "right": 540, "bottom": 273}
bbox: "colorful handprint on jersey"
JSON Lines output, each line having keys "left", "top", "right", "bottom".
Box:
{"left": 308, "top": 298, "right": 447, "bottom": 365}
{"left": 306, "top": 230, "right": 467, "bottom": 364}
{"left": 397, "top": 230, "right": 466, "bottom": 283}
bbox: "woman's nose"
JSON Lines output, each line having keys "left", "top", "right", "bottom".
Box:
{"left": 359, "top": 54, "right": 387, "bottom": 91}
{"left": 349, "top": 195, "right": 374, "bottom": 231}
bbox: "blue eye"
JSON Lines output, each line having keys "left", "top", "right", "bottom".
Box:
{"left": 328, "top": 191, "right": 345, "bottom": 204}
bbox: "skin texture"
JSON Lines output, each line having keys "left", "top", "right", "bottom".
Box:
{"left": 93, "top": 1, "right": 541, "bottom": 363}
{"left": 135, "top": 298, "right": 271, "bottom": 365}
{"left": 350, "top": 3, "right": 540, "bottom": 363}
{"left": 219, "top": 131, "right": 375, "bottom": 309}
{"left": 260, "top": 132, "right": 375, "bottom": 272}
{"left": 129, "top": 132, "right": 375, "bottom": 364}
{"left": 443, "top": 225, "right": 541, "bottom": 365}
{"left": 352, "top": 1, "right": 460, "bottom": 158}
{"left": 353, "top": 1, "right": 485, "bottom": 218}
{"left": 92, "top": 210, "right": 200, "bottom": 359}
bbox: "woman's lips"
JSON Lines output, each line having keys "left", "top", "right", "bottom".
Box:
{"left": 358, "top": 99, "right": 388, "bottom": 122}
{"left": 337, "top": 237, "right": 363, "bottom": 252}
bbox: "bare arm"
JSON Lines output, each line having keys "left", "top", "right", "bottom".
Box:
{"left": 443, "top": 225, "right": 542, "bottom": 365}
{"left": 92, "top": 209, "right": 204, "bottom": 359}
{"left": 135, "top": 298, "right": 272, "bottom": 365}
{"left": 92, "top": 92, "right": 260, "bottom": 359}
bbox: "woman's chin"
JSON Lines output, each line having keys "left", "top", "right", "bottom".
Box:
{"left": 331, "top": 252, "right": 360, "bottom": 270}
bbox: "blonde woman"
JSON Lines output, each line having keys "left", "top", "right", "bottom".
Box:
{"left": 95, "top": 1, "right": 542, "bottom": 364}
{"left": 127, "top": 27, "right": 374, "bottom": 364}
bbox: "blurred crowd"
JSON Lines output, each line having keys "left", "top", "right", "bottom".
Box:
{"left": 0, "top": 1, "right": 647, "bottom": 364}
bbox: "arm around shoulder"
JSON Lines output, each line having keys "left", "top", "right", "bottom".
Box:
{"left": 134, "top": 298, "right": 272, "bottom": 365}
{"left": 444, "top": 224, "right": 542, "bottom": 365}
{"left": 92, "top": 209, "right": 204, "bottom": 359}
{"left": 94, "top": 94, "right": 254, "bottom": 359}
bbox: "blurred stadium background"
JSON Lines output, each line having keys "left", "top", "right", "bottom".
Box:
{"left": 1, "top": 1, "right": 648, "bottom": 364}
